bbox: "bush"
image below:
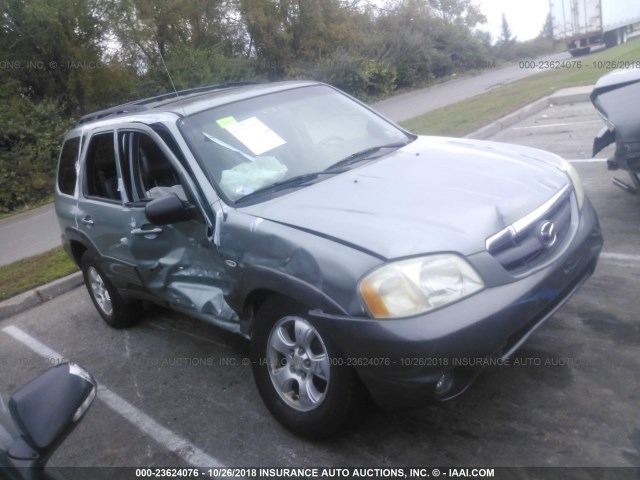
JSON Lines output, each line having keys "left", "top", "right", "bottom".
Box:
{"left": 301, "top": 51, "right": 369, "bottom": 97}
{"left": 493, "top": 37, "right": 555, "bottom": 62}
{"left": 364, "top": 60, "right": 397, "bottom": 97}
{"left": 300, "top": 51, "right": 398, "bottom": 99}
{"left": 0, "top": 95, "right": 71, "bottom": 213}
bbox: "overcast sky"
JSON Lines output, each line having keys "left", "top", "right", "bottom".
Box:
{"left": 477, "top": 0, "right": 551, "bottom": 42}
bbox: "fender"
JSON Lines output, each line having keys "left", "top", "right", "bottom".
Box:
{"left": 228, "top": 265, "right": 351, "bottom": 335}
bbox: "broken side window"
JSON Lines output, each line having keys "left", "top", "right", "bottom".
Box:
{"left": 85, "top": 132, "right": 121, "bottom": 201}
{"left": 119, "top": 131, "right": 187, "bottom": 203}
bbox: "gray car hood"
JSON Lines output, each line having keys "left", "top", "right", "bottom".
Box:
{"left": 243, "top": 136, "right": 570, "bottom": 259}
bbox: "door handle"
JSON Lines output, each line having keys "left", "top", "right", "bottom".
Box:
{"left": 131, "top": 227, "right": 163, "bottom": 236}
{"left": 81, "top": 216, "right": 94, "bottom": 226}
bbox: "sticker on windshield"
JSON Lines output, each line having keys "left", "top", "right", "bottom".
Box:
{"left": 224, "top": 117, "right": 286, "bottom": 155}
{"left": 216, "top": 116, "right": 238, "bottom": 129}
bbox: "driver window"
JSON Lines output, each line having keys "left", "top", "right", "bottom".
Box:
{"left": 119, "top": 132, "right": 187, "bottom": 202}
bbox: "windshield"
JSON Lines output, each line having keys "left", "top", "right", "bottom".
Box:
{"left": 179, "top": 84, "right": 411, "bottom": 202}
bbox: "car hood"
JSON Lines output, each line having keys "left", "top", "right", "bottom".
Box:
{"left": 242, "top": 136, "right": 570, "bottom": 259}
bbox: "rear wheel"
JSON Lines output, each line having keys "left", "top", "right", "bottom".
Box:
{"left": 81, "top": 253, "right": 141, "bottom": 328}
{"left": 251, "top": 297, "right": 358, "bottom": 438}
{"left": 604, "top": 29, "right": 621, "bottom": 48}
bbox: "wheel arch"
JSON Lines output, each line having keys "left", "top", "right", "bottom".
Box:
{"left": 68, "top": 239, "right": 88, "bottom": 267}
{"left": 62, "top": 227, "right": 99, "bottom": 267}
{"left": 231, "top": 266, "right": 350, "bottom": 336}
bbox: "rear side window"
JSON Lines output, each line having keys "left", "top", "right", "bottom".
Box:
{"left": 85, "top": 133, "right": 121, "bottom": 201}
{"left": 57, "top": 137, "right": 80, "bottom": 195}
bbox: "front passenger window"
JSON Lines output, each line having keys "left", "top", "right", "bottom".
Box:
{"left": 120, "top": 132, "right": 187, "bottom": 202}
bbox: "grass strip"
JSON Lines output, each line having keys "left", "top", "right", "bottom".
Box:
{"left": 0, "top": 246, "right": 78, "bottom": 302}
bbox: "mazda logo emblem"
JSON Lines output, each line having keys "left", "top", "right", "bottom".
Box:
{"left": 539, "top": 221, "right": 557, "bottom": 248}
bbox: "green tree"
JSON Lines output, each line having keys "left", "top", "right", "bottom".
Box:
{"left": 237, "top": 0, "right": 296, "bottom": 78}
{"left": 236, "top": 0, "right": 365, "bottom": 79}
{"left": 366, "top": 0, "right": 434, "bottom": 87}
{"left": 0, "top": 0, "right": 117, "bottom": 114}
{"left": 499, "top": 13, "right": 515, "bottom": 45}
{"left": 365, "top": 0, "right": 488, "bottom": 87}
{"left": 428, "top": 0, "right": 486, "bottom": 28}
{"left": 540, "top": 12, "right": 553, "bottom": 39}
{"left": 106, "top": 0, "right": 255, "bottom": 92}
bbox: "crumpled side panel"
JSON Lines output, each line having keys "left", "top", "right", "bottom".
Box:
{"left": 132, "top": 232, "right": 239, "bottom": 328}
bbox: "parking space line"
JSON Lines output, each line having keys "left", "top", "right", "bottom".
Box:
{"left": 600, "top": 252, "right": 640, "bottom": 263}
{"left": 1, "top": 325, "right": 224, "bottom": 468}
{"left": 97, "top": 387, "right": 223, "bottom": 467}
{"left": 2, "top": 325, "right": 65, "bottom": 360}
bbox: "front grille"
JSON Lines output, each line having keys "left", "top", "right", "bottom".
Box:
{"left": 486, "top": 185, "right": 573, "bottom": 274}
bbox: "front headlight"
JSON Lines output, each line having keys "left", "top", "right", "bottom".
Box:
{"left": 358, "top": 254, "right": 485, "bottom": 319}
{"left": 559, "top": 157, "right": 585, "bottom": 209}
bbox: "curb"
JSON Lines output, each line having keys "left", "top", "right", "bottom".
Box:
{"left": 0, "top": 271, "right": 83, "bottom": 320}
{"left": 466, "top": 85, "right": 593, "bottom": 140}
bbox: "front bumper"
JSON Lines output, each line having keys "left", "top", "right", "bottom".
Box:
{"left": 309, "top": 199, "right": 603, "bottom": 409}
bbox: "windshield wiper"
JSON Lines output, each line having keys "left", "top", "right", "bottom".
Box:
{"left": 324, "top": 142, "right": 409, "bottom": 172}
{"left": 203, "top": 131, "right": 255, "bottom": 162}
{"left": 235, "top": 172, "right": 333, "bottom": 203}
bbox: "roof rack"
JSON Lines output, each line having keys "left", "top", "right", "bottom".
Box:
{"left": 76, "top": 81, "right": 258, "bottom": 126}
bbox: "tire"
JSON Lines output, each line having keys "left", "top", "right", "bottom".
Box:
{"left": 569, "top": 47, "right": 591, "bottom": 57}
{"left": 604, "top": 30, "right": 619, "bottom": 48}
{"left": 81, "top": 253, "right": 141, "bottom": 328}
{"left": 604, "top": 32, "right": 613, "bottom": 48}
{"left": 251, "top": 297, "right": 358, "bottom": 438}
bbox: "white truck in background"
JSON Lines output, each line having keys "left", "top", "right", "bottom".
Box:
{"left": 550, "top": 0, "right": 640, "bottom": 56}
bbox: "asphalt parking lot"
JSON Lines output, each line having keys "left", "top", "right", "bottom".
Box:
{"left": 1, "top": 98, "right": 639, "bottom": 476}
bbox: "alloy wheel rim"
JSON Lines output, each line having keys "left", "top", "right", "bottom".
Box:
{"left": 266, "top": 316, "right": 330, "bottom": 412}
{"left": 88, "top": 266, "right": 113, "bottom": 316}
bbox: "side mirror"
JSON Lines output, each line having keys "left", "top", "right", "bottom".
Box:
{"left": 145, "top": 193, "right": 199, "bottom": 225}
{"left": 8, "top": 363, "right": 96, "bottom": 467}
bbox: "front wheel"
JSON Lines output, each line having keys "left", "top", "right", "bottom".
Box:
{"left": 251, "top": 298, "right": 358, "bottom": 438}
{"left": 81, "top": 253, "right": 141, "bottom": 328}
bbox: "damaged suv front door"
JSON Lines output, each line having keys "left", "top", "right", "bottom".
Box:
{"left": 118, "top": 125, "right": 239, "bottom": 330}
